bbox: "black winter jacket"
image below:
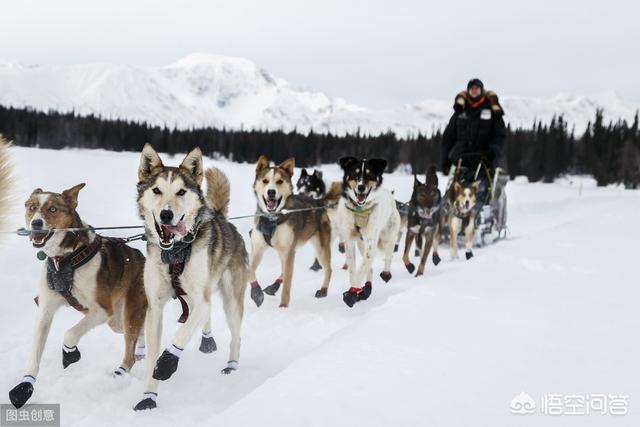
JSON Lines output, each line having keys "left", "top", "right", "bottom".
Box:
{"left": 441, "top": 96, "right": 506, "bottom": 173}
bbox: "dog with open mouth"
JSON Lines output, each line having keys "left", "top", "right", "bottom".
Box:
{"left": 335, "top": 156, "right": 401, "bottom": 307}
{"left": 8, "top": 184, "right": 147, "bottom": 410}
{"left": 445, "top": 178, "right": 480, "bottom": 260}
{"left": 134, "top": 144, "right": 248, "bottom": 411}
{"left": 249, "top": 155, "right": 333, "bottom": 307}
{"left": 402, "top": 166, "right": 443, "bottom": 276}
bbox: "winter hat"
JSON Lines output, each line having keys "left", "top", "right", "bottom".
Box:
{"left": 467, "top": 78, "right": 484, "bottom": 91}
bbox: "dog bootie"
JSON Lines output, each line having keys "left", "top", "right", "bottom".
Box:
{"left": 263, "top": 278, "right": 282, "bottom": 296}
{"left": 62, "top": 345, "right": 81, "bottom": 369}
{"left": 250, "top": 281, "right": 264, "bottom": 307}
{"left": 199, "top": 332, "right": 217, "bottom": 354}
{"left": 379, "top": 271, "right": 392, "bottom": 283}
{"left": 342, "top": 288, "right": 360, "bottom": 308}
{"left": 394, "top": 243, "right": 399, "bottom": 253}
{"left": 414, "top": 249, "right": 421, "bottom": 258}
{"left": 405, "top": 262, "right": 415, "bottom": 274}
{"left": 153, "top": 345, "right": 181, "bottom": 381}
{"left": 221, "top": 360, "right": 239, "bottom": 375}
{"left": 432, "top": 252, "right": 441, "bottom": 266}
{"left": 338, "top": 242, "right": 345, "bottom": 254}
{"left": 315, "top": 287, "right": 328, "bottom": 298}
{"left": 359, "top": 282, "right": 372, "bottom": 301}
{"left": 309, "top": 258, "right": 322, "bottom": 271}
{"left": 133, "top": 392, "right": 157, "bottom": 411}
{"left": 465, "top": 251, "right": 474, "bottom": 260}
{"left": 9, "top": 376, "right": 35, "bottom": 409}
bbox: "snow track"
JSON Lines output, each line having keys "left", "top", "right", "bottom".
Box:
{"left": 0, "top": 147, "right": 638, "bottom": 426}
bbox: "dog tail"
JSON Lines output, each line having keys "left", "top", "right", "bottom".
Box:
{"left": 324, "top": 181, "right": 342, "bottom": 203}
{"left": 0, "top": 136, "right": 13, "bottom": 236}
{"left": 205, "top": 167, "right": 230, "bottom": 218}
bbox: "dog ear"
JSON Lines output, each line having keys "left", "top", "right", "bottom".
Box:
{"left": 300, "top": 168, "right": 308, "bottom": 177}
{"left": 30, "top": 188, "right": 43, "bottom": 196}
{"left": 426, "top": 165, "right": 439, "bottom": 187}
{"left": 339, "top": 156, "right": 358, "bottom": 171}
{"left": 278, "top": 158, "right": 295, "bottom": 177}
{"left": 471, "top": 181, "right": 480, "bottom": 193}
{"left": 138, "top": 144, "right": 164, "bottom": 182}
{"left": 368, "top": 158, "right": 388, "bottom": 176}
{"left": 314, "top": 170, "right": 323, "bottom": 179}
{"left": 62, "top": 183, "right": 86, "bottom": 209}
{"left": 450, "top": 181, "right": 462, "bottom": 202}
{"left": 413, "top": 174, "right": 422, "bottom": 188}
{"left": 256, "top": 155, "right": 270, "bottom": 174}
{"left": 179, "top": 147, "right": 204, "bottom": 185}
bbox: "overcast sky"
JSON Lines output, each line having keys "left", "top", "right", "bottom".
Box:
{"left": 1, "top": 0, "right": 637, "bottom": 108}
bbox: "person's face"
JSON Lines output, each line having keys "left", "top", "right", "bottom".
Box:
{"left": 468, "top": 85, "right": 482, "bottom": 98}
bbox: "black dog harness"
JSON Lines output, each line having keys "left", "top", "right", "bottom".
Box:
{"left": 256, "top": 214, "right": 285, "bottom": 247}
{"left": 159, "top": 227, "right": 199, "bottom": 324}
{"left": 38, "top": 237, "right": 102, "bottom": 312}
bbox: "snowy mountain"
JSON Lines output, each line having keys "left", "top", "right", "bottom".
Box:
{"left": 0, "top": 54, "right": 638, "bottom": 137}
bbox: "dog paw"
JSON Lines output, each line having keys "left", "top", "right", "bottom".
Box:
{"left": 309, "top": 258, "right": 323, "bottom": 271}
{"left": 414, "top": 249, "right": 421, "bottom": 258}
{"left": 263, "top": 280, "right": 281, "bottom": 296}
{"left": 9, "top": 381, "right": 34, "bottom": 409}
{"left": 221, "top": 361, "right": 238, "bottom": 374}
{"left": 394, "top": 243, "right": 399, "bottom": 253}
{"left": 62, "top": 345, "right": 81, "bottom": 369}
{"left": 405, "top": 262, "right": 415, "bottom": 274}
{"left": 465, "top": 251, "right": 474, "bottom": 260}
{"left": 342, "top": 289, "right": 359, "bottom": 308}
{"left": 250, "top": 284, "right": 264, "bottom": 307}
{"left": 152, "top": 348, "right": 180, "bottom": 381}
{"left": 278, "top": 303, "right": 288, "bottom": 308}
{"left": 199, "top": 335, "right": 217, "bottom": 354}
{"left": 379, "top": 271, "right": 392, "bottom": 283}
{"left": 338, "top": 242, "right": 345, "bottom": 253}
{"left": 415, "top": 271, "right": 424, "bottom": 277}
{"left": 134, "top": 347, "right": 146, "bottom": 361}
{"left": 341, "top": 263, "right": 348, "bottom": 270}
{"left": 315, "top": 288, "right": 328, "bottom": 298}
{"left": 133, "top": 395, "right": 157, "bottom": 411}
{"left": 432, "top": 253, "right": 441, "bottom": 266}
{"left": 358, "top": 282, "right": 372, "bottom": 301}
{"left": 113, "top": 366, "right": 127, "bottom": 377}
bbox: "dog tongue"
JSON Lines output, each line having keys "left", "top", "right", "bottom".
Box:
{"left": 267, "top": 199, "right": 277, "bottom": 210}
{"left": 161, "top": 222, "right": 186, "bottom": 237}
{"left": 357, "top": 194, "right": 366, "bottom": 203}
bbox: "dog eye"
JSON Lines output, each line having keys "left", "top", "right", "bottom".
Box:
{"left": 48, "top": 206, "right": 57, "bottom": 213}
{"left": 176, "top": 189, "right": 186, "bottom": 196}
{"left": 276, "top": 180, "right": 283, "bottom": 185}
{"left": 152, "top": 187, "right": 162, "bottom": 195}
{"left": 29, "top": 204, "right": 37, "bottom": 211}
{"left": 262, "top": 179, "right": 269, "bottom": 184}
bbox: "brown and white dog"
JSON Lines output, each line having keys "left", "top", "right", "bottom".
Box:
{"left": 446, "top": 179, "right": 479, "bottom": 260}
{"left": 249, "top": 155, "right": 333, "bottom": 307}
{"left": 9, "top": 184, "right": 147, "bottom": 409}
{"left": 335, "top": 157, "right": 400, "bottom": 307}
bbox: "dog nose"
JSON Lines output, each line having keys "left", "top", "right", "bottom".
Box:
{"left": 159, "top": 209, "right": 174, "bottom": 224}
{"left": 357, "top": 184, "right": 366, "bottom": 193}
{"left": 267, "top": 189, "right": 276, "bottom": 198}
{"left": 31, "top": 219, "right": 44, "bottom": 230}
{"left": 464, "top": 200, "right": 470, "bottom": 208}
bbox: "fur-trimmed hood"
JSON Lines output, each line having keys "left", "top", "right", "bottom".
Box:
{"left": 454, "top": 90, "right": 504, "bottom": 115}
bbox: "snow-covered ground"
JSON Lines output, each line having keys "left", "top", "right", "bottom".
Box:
{"left": 1, "top": 54, "right": 638, "bottom": 137}
{"left": 0, "top": 146, "right": 638, "bottom": 426}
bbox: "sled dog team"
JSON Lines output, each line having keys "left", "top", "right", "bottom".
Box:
{"left": 7, "top": 143, "right": 481, "bottom": 410}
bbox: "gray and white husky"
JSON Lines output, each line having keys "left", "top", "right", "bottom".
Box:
{"left": 133, "top": 144, "right": 248, "bottom": 411}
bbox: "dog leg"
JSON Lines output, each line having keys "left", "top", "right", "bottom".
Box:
{"left": 220, "top": 271, "right": 244, "bottom": 374}
{"left": 464, "top": 216, "right": 476, "bottom": 260}
{"left": 402, "top": 231, "right": 416, "bottom": 274}
{"left": 199, "top": 317, "right": 217, "bottom": 354}
{"left": 248, "top": 231, "right": 267, "bottom": 306}
{"left": 449, "top": 217, "right": 462, "bottom": 260}
{"left": 432, "top": 224, "right": 442, "bottom": 266}
{"left": 416, "top": 230, "right": 435, "bottom": 277}
{"left": 134, "top": 268, "right": 169, "bottom": 411}
{"left": 279, "top": 249, "right": 296, "bottom": 308}
{"left": 313, "top": 228, "right": 332, "bottom": 298}
{"left": 135, "top": 335, "right": 146, "bottom": 361}
{"left": 9, "top": 288, "right": 62, "bottom": 409}
{"left": 62, "top": 308, "right": 108, "bottom": 369}
{"left": 415, "top": 233, "right": 423, "bottom": 258}
{"left": 117, "top": 290, "right": 146, "bottom": 375}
